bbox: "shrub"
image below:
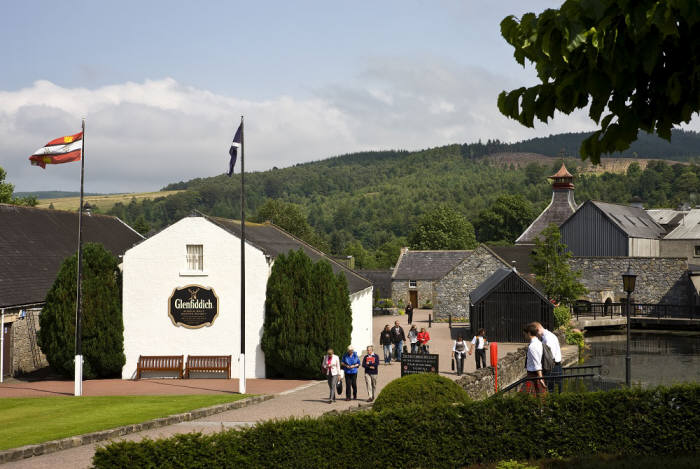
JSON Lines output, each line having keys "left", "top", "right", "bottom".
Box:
{"left": 553, "top": 304, "right": 571, "bottom": 328}
{"left": 565, "top": 327, "right": 585, "bottom": 355}
{"left": 376, "top": 298, "right": 394, "bottom": 308}
{"left": 261, "top": 250, "right": 352, "bottom": 379}
{"left": 93, "top": 385, "right": 700, "bottom": 469}
{"left": 38, "top": 243, "right": 125, "bottom": 378}
{"left": 372, "top": 373, "right": 471, "bottom": 412}
{"left": 421, "top": 300, "right": 433, "bottom": 309}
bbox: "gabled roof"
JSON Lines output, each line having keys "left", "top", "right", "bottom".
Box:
{"left": 0, "top": 204, "right": 144, "bottom": 308}
{"left": 486, "top": 245, "right": 535, "bottom": 276}
{"left": 469, "top": 267, "right": 550, "bottom": 306}
{"left": 203, "top": 215, "right": 372, "bottom": 294}
{"left": 392, "top": 249, "right": 472, "bottom": 281}
{"left": 646, "top": 209, "right": 687, "bottom": 232}
{"left": 585, "top": 200, "right": 666, "bottom": 239}
{"left": 663, "top": 209, "right": 700, "bottom": 239}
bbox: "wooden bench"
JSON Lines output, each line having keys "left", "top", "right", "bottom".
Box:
{"left": 185, "top": 355, "right": 232, "bottom": 379}
{"left": 136, "top": 355, "right": 184, "bottom": 379}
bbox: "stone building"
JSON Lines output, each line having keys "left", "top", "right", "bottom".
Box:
{"left": 391, "top": 248, "right": 471, "bottom": 309}
{"left": 121, "top": 213, "right": 373, "bottom": 379}
{"left": 515, "top": 164, "right": 578, "bottom": 245}
{"left": 434, "top": 245, "right": 511, "bottom": 320}
{"left": 658, "top": 208, "right": 700, "bottom": 263}
{"left": 0, "top": 204, "right": 143, "bottom": 377}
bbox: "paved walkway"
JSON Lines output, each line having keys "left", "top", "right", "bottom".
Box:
{"left": 2, "top": 309, "right": 527, "bottom": 468}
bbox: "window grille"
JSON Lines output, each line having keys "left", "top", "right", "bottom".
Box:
{"left": 186, "top": 244, "right": 204, "bottom": 271}
{"left": 409, "top": 280, "right": 417, "bottom": 288}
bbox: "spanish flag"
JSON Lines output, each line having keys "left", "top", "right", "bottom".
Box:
{"left": 29, "top": 132, "right": 83, "bottom": 169}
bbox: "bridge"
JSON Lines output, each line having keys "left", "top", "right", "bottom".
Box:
{"left": 571, "top": 302, "right": 700, "bottom": 330}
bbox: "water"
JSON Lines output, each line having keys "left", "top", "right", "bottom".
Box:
{"left": 584, "top": 330, "right": 700, "bottom": 388}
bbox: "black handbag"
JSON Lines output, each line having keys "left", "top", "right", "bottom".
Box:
{"left": 451, "top": 358, "right": 455, "bottom": 371}
{"left": 336, "top": 379, "right": 343, "bottom": 395}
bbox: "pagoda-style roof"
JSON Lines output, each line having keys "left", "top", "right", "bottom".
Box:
{"left": 550, "top": 163, "right": 573, "bottom": 179}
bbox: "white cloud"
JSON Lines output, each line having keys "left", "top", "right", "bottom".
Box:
{"left": 6, "top": 57, "right": 688, "bottom": 193}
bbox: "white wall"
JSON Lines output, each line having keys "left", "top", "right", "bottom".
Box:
{"left": 628, "top": 238, "right": 660, "bottom": 257}
{"left": 122, "top": 217, "right": 269, "bottom": 379}
{"left": 350, "top": 286, "right": 373, "bottom": 353}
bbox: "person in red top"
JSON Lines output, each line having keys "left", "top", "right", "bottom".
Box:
{"left": 417, "top": 327, "right": 430, "bottom": 354}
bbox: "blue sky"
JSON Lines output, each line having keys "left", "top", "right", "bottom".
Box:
{"left": 1, "top": 1, "right": 694, "bottom": 193}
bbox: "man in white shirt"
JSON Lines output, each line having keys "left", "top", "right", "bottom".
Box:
{"left": 534, "top": 322, "right": 562, "bottom": 393}
{"left": 522, "top": 323, "right": 546, "bottom": 395}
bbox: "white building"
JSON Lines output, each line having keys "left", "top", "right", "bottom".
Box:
{"left": 121, "top": 213, "right": 373, "bottom": 379}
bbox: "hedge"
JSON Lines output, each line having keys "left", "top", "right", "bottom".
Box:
{"left": 372, "top": 373, "right": 471, "bottom": 412}
{"left": 92, "top": 385, "right": 700, "bottom": 469}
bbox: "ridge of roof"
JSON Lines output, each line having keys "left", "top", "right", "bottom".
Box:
{"left": 203, "top": 214, "right": 372, "bottom": 291}
{"left": 587, "top": 200, "right": 665, "bottom": 239}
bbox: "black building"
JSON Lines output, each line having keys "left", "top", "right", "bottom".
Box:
{"left": 559, "top": 200, "right": 665, "bottom": 257}
{"left": 469, "top": 268, "right": 554, "bottom": 343}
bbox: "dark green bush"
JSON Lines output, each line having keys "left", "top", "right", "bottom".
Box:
{"left": 372, "top": 373, "right": 471, "bottom": 412}
{"left": 261, "top": 249, "right": 352, "bottom": 379}
{"left": 38, "top": 242, "right": 125, "bottom": 378}
{"left": 93, "top": 384, "right": 700, "bottom": 469}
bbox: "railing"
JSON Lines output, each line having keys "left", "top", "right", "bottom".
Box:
{"left": 573, "top": 303, "right": 696, "bottom": 320}
{"left": 496, "top": 364, "right": 620, "bottom": 395}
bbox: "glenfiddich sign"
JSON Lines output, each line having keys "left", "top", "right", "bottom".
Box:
{"left": 168, "top": 285, "right": 219, "bottom": 328}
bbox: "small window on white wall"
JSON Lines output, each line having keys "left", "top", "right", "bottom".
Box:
{"left": 186, "top": 244, "right": 204, "bottom": 271}
{"left": 409, "top": 280, "right": 417, "bottom": 288}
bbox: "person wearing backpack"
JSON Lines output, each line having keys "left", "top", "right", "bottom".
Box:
{"left": 521, "top": 323, "right": 547, "bottom": 395}
{"left": 534, "top": 321, "right": 563, "bottom": 393}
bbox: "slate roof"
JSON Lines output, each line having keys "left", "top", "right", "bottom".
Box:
{"left": 588, "top": 201, "right": 666, "bottom": 239}
{"left": 486, "top": 245, "right": 535, "bottom": 276}
{"left": 663, "top": 209, "right": 700, "bottom": 239}
{"left": 646, "top": 209, "right": 687, "bottom": 233}
{"left": 516, "top": 187, "right": 577, "bottom": 245}
{"left": 469, "top": 267, "right": 550, "bottom": 305}
{"left": 204, "top": 215, "right": 372, "bottom": 294}
{"left": 0, "top": 204, "right": 143, "bottom": 308}
{"left": 356, "top": 269, "right": 392, "bottom": 299}
{"left": 392, "top": 250, "right": 472, "bottom": 281}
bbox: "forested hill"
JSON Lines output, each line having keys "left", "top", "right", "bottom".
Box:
{"left": 108, "top": 130, "right": 700, "bottom": 268}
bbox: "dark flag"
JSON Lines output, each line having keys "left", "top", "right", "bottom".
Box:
{"left": 228, "top": 124, "right": 242, "bottom": 176}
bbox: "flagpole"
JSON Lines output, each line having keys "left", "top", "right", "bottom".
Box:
{"left": 239, "top": 115, "right": 246, "bottom": 394}
{"left": 74, "top": 118, "right": 85, "bottom": 397}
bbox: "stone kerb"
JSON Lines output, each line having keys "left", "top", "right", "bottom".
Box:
{"left": 0, "top": 395, "right": 273, "bottom": 465}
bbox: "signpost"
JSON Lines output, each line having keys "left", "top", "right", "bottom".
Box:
{"left": 168, "top": 285, "right": 219, "bottom": 328}
{"left": 400, "top": 353, "right": 439, "bottom": 377}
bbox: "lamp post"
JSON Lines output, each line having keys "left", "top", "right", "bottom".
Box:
{"left": 622, "top": 265, "right": 637, "bottom": 387}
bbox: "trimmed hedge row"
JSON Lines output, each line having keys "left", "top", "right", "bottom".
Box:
{"left": 92, "top": 385, "right": 700, "bottom": 469}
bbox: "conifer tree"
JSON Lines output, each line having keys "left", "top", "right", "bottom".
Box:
{"left": 38, "top": 243, "right": 125, "bottom": 378}
{"left": 262, "top": 249, "right": 352, "bottom": 378}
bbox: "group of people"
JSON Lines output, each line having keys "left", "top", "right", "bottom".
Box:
{"left": 321, "top": 345, "right": 380, "bottom": 403}
{"left": 378, "top": 321, "right": 431, "bottom": 363}
{"left": 522, "top": 321, "right": 563, "bottom": 395}
{"left": 451, "top": 328, "right": 488, "bottom": 376}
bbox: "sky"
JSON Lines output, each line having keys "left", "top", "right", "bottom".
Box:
{"left": 0, "top": 1, "right": 697, "bottom": 193}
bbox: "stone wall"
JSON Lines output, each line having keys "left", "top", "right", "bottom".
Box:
{"left": 391, "top": 280, "right": 435, "bottom": 308}
{"left": 10, "top": 308, "right": 48, "bottom": 375}
{"left": 434, "top": 246, "right": 509, "bottom": 320}
{"left": 568, "top": 257, "right": 690, "bottom": 304}
{"left": 457, "top": 334, "right": 578, "bottom": 400}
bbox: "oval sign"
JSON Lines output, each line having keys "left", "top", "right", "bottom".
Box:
{"left": 168, "top": 285, "right": 219, "bottom": 328}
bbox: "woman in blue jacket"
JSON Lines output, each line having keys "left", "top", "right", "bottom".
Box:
{"left": 341, "top": 345, "right": 361, "bottom": 400}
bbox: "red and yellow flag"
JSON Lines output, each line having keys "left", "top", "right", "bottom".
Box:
{"left": 29, "top": 132, "right": 83, "bottom": 169}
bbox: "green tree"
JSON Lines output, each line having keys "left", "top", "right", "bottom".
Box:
{"left": 531, "top": 224, "right": 587, "bottom": 305}
{"left": 476, "top": 194, "right": 537, "bottom": 243}
{"left": 498, "top": 1, "right": 700, "bottom": 163}
{"left": 132, "top": 216, "right": 151, "bottom": 235}
{"left": 261, "top": 250, "right": 352, "bottom": 378}
{"left": 38, "top": 243, "right": 126, "bottom": 378}
{"left": 255, "top": 199, "right": 328, "bottom": 251}
{"left": 0, "top": 166, "right": 15, "bottom": 203}
{"left": 408, "top": 205, "right": 477, "bottom": 250}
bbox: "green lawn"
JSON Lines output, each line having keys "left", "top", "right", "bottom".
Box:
{"left": 0, "top": 394, "right": 248, "bottom": 450}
